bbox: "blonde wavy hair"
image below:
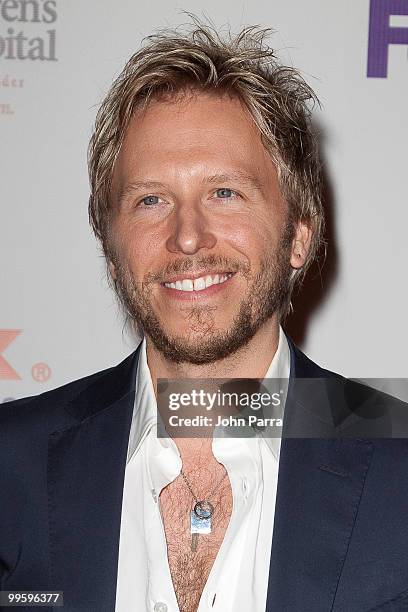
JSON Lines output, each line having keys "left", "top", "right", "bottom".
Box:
{"left": 88, "top": 18, "right": 325, "bottom": 313}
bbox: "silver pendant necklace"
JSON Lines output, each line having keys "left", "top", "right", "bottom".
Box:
{"left": 180, "top": 469, "right": 227, "bottom": 552}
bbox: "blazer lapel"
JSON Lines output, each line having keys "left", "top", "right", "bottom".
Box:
{"left": 265, "top": 340, "right": 374, "bottom": 611}
{"left": 46, "top": 336, "right": 375, "bottom": 611}
{"left": 47, "top": 348, "right": 140, "bottom": 612}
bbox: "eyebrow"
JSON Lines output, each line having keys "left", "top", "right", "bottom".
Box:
{"left": 205, "top": 172, "right": 266, "bottom": 193}
{"left": 117, "top": 171, "right": 266, "bottom": 205}
{"left": 117, "top": 181, "right": 167, "bottom": 205}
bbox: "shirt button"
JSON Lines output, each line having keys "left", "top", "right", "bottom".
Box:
{"left": 154, "top": 603, "right": 168, "bottom": 612}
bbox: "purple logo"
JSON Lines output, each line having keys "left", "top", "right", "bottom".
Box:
{"left": 367, "top": 0, "right": 408, "bottom": 77}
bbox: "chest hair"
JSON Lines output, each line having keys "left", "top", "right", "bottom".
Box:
{"left": 159, "top": 467, "right": 233, "bottom": 612}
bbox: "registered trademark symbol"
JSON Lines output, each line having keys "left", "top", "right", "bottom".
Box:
{"left": 31, "top": 362, "right": 51, "bottom": 382}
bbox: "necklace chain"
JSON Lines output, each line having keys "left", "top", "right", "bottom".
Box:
{"left": 180, "top": 469, "right": 227, "bottom": 503}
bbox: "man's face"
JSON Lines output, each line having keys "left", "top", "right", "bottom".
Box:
{"left": 109, "top": 91, "right": 305, "bottom": 364}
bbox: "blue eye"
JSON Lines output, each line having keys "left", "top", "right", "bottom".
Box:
{"left": 141, "top": 195, "right": 160, "bottom": 206}
{"left": 216, "top": 188, "right": 235, "bottom": 199}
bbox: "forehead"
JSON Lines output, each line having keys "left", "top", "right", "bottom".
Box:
{"left": 113, "top": 90, "right": 278, "bottom": 189}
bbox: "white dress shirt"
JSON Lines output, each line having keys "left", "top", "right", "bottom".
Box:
{"left": 115, "top": 327, "right": 290, "bottom": 612}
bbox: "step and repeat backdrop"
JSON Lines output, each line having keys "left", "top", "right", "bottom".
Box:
{"left": 1, "top": 0, "right": 407, "bottom": 402}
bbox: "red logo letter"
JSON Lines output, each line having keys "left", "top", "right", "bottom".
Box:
{"left": 0, "top": 330, "right": 21, "bottom": 380}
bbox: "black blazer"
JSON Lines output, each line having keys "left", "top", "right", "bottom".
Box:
{"left": 1, "top": 337, "right": 408, "bottom": 611}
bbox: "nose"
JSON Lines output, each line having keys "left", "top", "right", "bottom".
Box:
{"left": 165, "top": 202, "right": 216, "bottom": 255}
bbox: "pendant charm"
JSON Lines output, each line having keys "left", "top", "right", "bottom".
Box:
{"left": 193, "top": 500, "right": 214, "bottom": 519}
{"left": 190, "top": 505, "right": 212, "bottom": 535}
{"left": 190, "top": 500, "right": 214, "bottom": 552}
{"left": 191, "top": 532, "right": 199, "bottom": 552}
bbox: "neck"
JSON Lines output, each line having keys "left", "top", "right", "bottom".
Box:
{"left": 145, "top": 317, "right": 281, "bottom": 463}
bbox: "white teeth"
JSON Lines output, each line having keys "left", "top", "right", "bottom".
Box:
{"left": 193, "top": 277, "right": 206, "bottom": 291}
{"left": 181, "top": 279, "right": 194, "bottom": 291}
{"left": 164, "top": 273, "right": 233, "bottom": 292}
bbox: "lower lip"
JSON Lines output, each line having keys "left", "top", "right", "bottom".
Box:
{"left": 160, "top": 275, "right": 235, "bottom": 301}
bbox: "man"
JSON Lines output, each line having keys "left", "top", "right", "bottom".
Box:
{"left": 1, "top": 21, "right": 408, "bottom": 612}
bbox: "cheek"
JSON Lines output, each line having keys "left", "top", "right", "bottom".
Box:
{"left": 110, "top": 219, "right": 163, "bottom": 274}
{"left": 219, "top": 214, "right": 281, "bottom": 263}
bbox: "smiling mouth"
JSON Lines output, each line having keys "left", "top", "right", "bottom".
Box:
{"left": 161, "top": 272, "right": 235, "bottom": 293}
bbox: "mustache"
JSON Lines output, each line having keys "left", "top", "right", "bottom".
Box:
{"left": 145, "top": 254, "right": 250, "bottom": 284}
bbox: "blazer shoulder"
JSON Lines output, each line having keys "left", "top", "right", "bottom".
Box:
{"left": 0, "top": 350, "right": 137, "bottom": 433}
{"left": 287, "top": 336, "right": 408, "bottom": 438}
{"left": 287, "top": 335, "right": 342, "bottom": 380}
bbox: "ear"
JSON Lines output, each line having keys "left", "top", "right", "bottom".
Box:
{"left": 290, "top": 221, "right": 313, "bottom": 269}
{"left": 108, "top": 260, "right": 117, "bottom": 280}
